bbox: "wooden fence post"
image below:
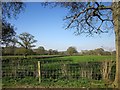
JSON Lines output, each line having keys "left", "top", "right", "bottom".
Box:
{"left": 38, "top": 61, "right": 41, "bottom": 83}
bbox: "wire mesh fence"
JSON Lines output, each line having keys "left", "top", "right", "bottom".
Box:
{"left": 40, "top": 60, "right": 115, "bottom": 82}
{"left": 2, "top": 57, "right": 116, "bottom": 87}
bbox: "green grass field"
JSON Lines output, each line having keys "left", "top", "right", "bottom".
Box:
{"left": 39, "top": 55, "right": 115, "bottom": 62}
{"left": 61, "top": 55, "right": 115, "bottom": 61}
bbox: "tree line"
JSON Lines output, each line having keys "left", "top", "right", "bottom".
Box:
{"left": 81, "top": 48, "right": 116, "bottom": 56}
{"left": 2, "top": 43, "right": 116, "bottom": 56}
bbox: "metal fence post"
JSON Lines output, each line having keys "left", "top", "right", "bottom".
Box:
{"left": 38, "top": 61, "right": 41, "bottom": 83}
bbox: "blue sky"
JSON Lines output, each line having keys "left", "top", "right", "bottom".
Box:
{"left": 8, "top": 2, "right": 115, "bottom": 51}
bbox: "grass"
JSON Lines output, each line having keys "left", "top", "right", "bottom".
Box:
{"left": 61, "top": 55, "right": 115, "bottom": 62}
{"left": 2, "top": 55, "right": 115, "bottom": 63}
{"left": 40, "top": 55, "right": 115, "bottom": 63}
{"left": 3, "top": 77, "right": 111, "bottom": 88}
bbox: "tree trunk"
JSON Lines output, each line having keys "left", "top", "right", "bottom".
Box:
{"left": 112, "top": 1, "right": 120, "bottom": 88}
{"left": 102, "top": 61, "right": 109, "bottom": 80}
{"left": 101, "top": 61, "right": 114, "bottom": 82}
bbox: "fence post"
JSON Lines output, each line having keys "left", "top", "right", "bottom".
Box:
{"left": 38, "top": 61, "right": 41, "bottom": 83}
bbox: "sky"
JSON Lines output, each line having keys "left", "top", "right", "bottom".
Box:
{"left": 8, "top": 2, "right": 115, "bottom": 51}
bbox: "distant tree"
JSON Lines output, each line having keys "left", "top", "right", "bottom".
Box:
{"left": 14, "top": 47, "right": 34, "bottom": 55}
{"left": 94, "top": 48, "right": 104, "bottom": 55}
{"left": 44, "top": 50, "right": 49, "bottom": 55}
{"left": 104, "top": 51, "right": 111, "bottom": 55}
{"left": 17, "top": 32, "right": 37, "bottom": 56}
{"left": 17, "top": 32, "right": 37, "bottom": 49}
{"left": 59, "top": 51, "right": 67, "bottom": 56}
{"left": 36, "top": 46, "right": 45, "bottom": 55}
{"left": 88, "top": 50, "right": 96, "bottom": 55}
{"left": 81, "top": 50, "right": 89, "bottom": 55}
{"left": 47, "top": 49, "right": 58, "bottom": 55}
{"left": 2, "top": 46, "right": 15, "bottom": 55}
{"left": 67, "top": 46, "right": 78, "bottom": 56}
{"left": 112, "top": 51, "right": 116, "bottom": 55}
{"left": 48, "top": 49, "right": 53, "bottom": 55}
{"left": 14, "top": 47, "right": 26, "bottom": 55}
{"left": 81, "top": 48, "right": 106, "bottom": 55}
{"left": 52, "top": 50, "right": 59, "bottom": 55}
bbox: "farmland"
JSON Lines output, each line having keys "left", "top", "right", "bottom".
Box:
{"left": 49, "top": 55, "right": 115, "bottom": 62}
{"left": 2, "top": 55, "right": 116, "bottom": 88}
